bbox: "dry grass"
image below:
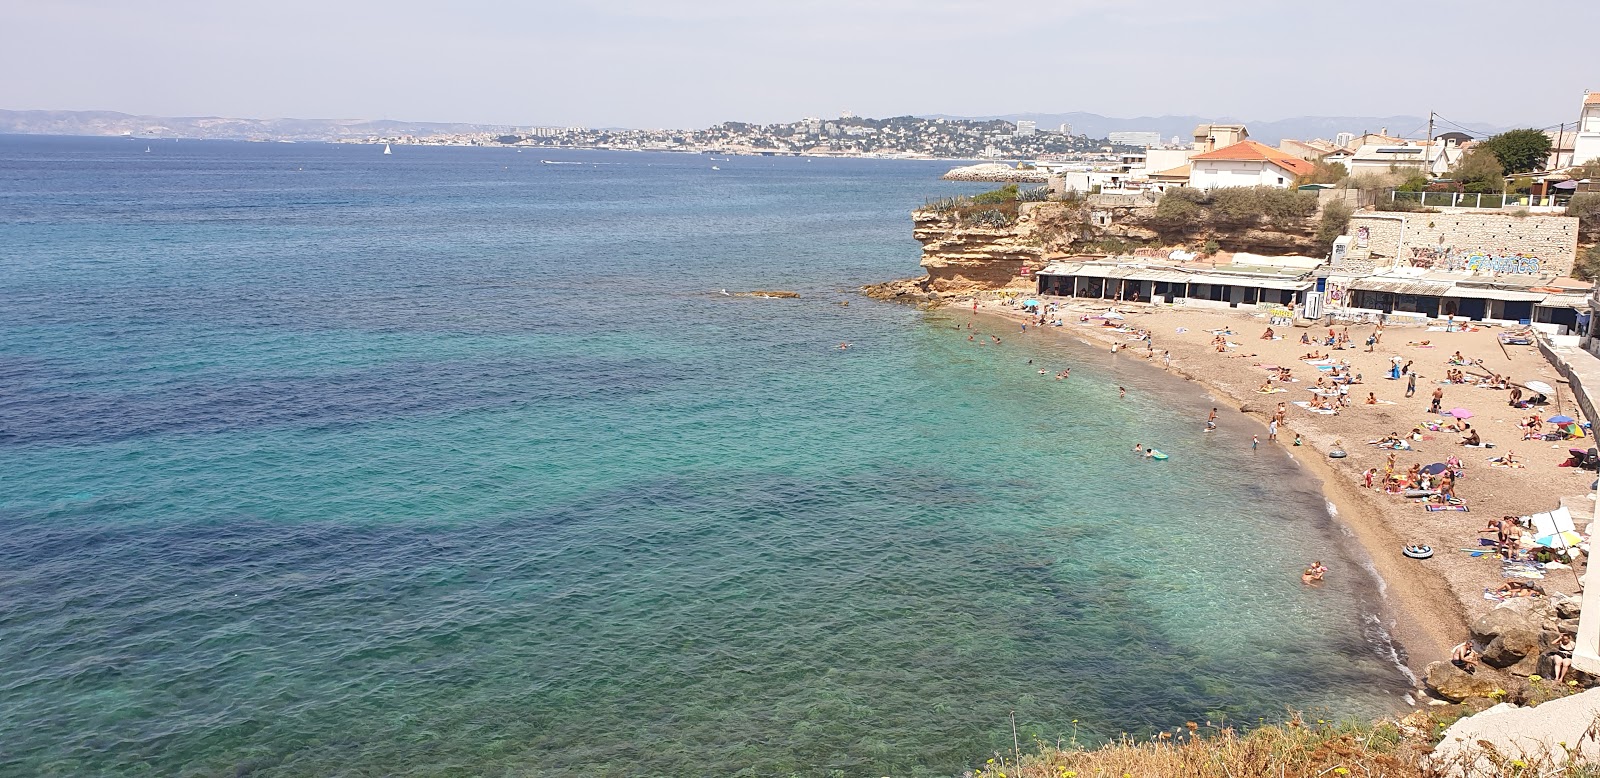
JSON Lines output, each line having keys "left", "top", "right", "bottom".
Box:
{"left": 966, "top": 711, "right": 1600, "bottom": 778}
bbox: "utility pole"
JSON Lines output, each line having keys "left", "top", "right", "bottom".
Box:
{"left": 1426, "top": 111, "right": 1434, "bottom": 177}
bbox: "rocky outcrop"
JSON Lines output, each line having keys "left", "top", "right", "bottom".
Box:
{"left": 941, "top": 163, "right": 1048, "bottom": 183}
{"left": 1424, "top": 661, "right": 1502, "bottom": 703}
{"left": 1470, "top": 598, "right": 1558, "bottom": 675}
{"left": 909, "top": 206, "right": 1051, "bottom": 295}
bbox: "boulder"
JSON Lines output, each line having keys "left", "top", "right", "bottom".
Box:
{"left": 1424, "top": 660, "right": 1501, "bottom": 703}
{"left": 1555, "top": 595, "right": 1582, "bottom": 620}
{"left": 1481, "top": 625, "right": 1549, "bottom": 673}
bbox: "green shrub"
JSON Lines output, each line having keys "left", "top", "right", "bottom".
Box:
{"left": 1315, "top": 200, "right": 1354, "bottom": 248}
{"left": 973, "top": 184, "right": 1020, "bottom": 204}
{"left": 1568, "top": 192, "right": 1600, "bottom": 242}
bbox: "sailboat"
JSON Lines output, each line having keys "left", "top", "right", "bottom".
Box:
{"left": 383, "top": 143, "right": 392, "bottom": 155}
{"left": 144, "top": 146, "right": 152, "bottom": 153}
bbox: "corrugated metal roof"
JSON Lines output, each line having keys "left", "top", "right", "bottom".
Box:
{"left": 1443, "top": 285, "right": 1545, "bottom": 302}
{"left": 1539, "top": 293, "right": 1588, "bottom": 308}
{"left": 1349, "top": 278, "right": 1453, "bottom": 296}
{"left": 1127, "top": 269, "right": 1195, "bottom": 283}
{"left": 1188, "top": 274, "right": 1313, "bottom": 290}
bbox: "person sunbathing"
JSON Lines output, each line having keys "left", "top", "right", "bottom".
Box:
{"left": 1495, "top": 580, "right": 1543, "bottom": 598}
{"left": 1261, "top": 328, "right": 1274, "bottom": 340}
{"left": 1461, "top": 429, "right": 1481, "bottom": 446}
{"left": 1451, "top": 641, "right": 1479, "bottom": 672}
{"left": 1365, "top": 392, "right": 1377, "bottom": 405}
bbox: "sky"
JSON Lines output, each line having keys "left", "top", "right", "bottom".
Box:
{"left": 2, "top": 0, "right": 1595, "bottom": 129}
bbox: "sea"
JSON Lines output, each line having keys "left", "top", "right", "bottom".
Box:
{"left": 0, "top": 136, "right": 1410, "bottom": 777}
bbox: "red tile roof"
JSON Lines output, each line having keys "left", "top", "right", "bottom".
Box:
{"left": 1587, "top": 92, "right": 1600, "bottom": 105}
{"left": 1189, "top": 140, "right": 1316, "bottom": 176}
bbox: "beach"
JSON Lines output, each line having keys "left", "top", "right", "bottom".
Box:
{"left": 971, "top": 294, "right": 1591, "bottom": 674}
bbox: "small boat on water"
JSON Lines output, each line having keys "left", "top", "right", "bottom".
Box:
{"left": 383, "top": 143, "right": 392, "bottom": 155}
{"left": 144, "top": 146, "right": 151, "bottom": 153}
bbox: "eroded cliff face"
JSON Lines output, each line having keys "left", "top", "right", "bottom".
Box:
{"left": 865, "top": 198, "right": 1327, "bottom": 305}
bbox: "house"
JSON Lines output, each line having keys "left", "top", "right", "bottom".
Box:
{"left": 1278, "top": 138, "right": 1340, "bottom": 161}
{"left": 1345, "top": 141, "right": 1461, "bottom": 177}
{"left": 1187, "top": 140, "right": 1315, "bottom": 190}
{"left": 1572, "top": 91, "right": 1600, "bottom": 168}
{"left": 1192, "top": 124, "right": 1248, "bottom": 153}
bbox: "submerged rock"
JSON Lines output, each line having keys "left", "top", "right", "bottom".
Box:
{"left": 731, "top": 290, "right": 800, "bottom": 298}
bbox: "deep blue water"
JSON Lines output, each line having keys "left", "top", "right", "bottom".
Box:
{"left": 0, "top": 136, "right": 1408, "bottom": 777}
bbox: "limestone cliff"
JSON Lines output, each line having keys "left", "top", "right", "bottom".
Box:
{"left": 865, "top": 194, "right": 1334, "bottom": 303}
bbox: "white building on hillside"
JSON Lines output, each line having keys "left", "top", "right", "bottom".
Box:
{"left": 1109, "top": 131, "right": 1161, "bottom": 147}
{"left": 1573, "top": 92, "right": 1600, "bottom": 167}
{"left": 1187, "top": 140, "right": 1314, "bottom": 190}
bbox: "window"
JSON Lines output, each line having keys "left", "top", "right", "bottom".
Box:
{"left": 1277, "top": 177, "right": 1285, "bottom": 185}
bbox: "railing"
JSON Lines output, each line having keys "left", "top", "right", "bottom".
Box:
{"left": 1389, "top": 190, "right": 1572, "bottom": 209}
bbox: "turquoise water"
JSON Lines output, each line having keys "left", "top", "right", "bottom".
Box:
{"left": 0, "top": 137, "right": 1408, "bottom": 777}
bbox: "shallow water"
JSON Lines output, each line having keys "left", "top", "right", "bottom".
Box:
{"left": 0, "top": 138, "right": 1408, "bottom": 777}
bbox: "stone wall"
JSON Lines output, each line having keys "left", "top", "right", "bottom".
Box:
{"left": 1338, "top": 211, "right": 1579, "bottom": 279}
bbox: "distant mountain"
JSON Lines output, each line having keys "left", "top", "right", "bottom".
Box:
{"left": 923, "top": 111, "right": 1513, "bottom": 145}
{"left": 0, "top": 109, "right": 514, "bottom": 141}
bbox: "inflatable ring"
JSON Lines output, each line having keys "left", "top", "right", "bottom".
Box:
{"left": 1403, "top": 545, "right": 1434, "bottom": 560}
{"left": 1328, "top": 449, "right": 1348, "bottom": 459}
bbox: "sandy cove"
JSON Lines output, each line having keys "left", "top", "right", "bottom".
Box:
{"left": 966, "top": 295, "right": 1590, "bottom": 676}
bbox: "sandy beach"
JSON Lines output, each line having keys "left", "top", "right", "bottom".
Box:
{"left": 968, "top": 294, "right": 1591, "bottom": 677}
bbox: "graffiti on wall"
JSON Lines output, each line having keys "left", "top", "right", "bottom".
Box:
{"left": 1325, "top": 282, "right": 1347, "bottom": 304}
{"left": 1406, "top": 246, "right": 1543, "bottom": 275}
{"left": 1447, "top": 252, "right": 1542, "bottom": 274}
{"left": 1356, "top": 226, "right": 1369, "bottom": 248}
{"left": 1408, "top": 246, "right": 1449, "bottom": 267}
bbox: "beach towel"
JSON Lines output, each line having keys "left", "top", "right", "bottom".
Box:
{"left": 1483, "top": 589, "right": 1504, "bottom": 601}
{"left": 1425, "top": 504, "right": 1469, "bottom": 512}
{"left": 1256, "top": 388, "right": 1287, "bottom": 394}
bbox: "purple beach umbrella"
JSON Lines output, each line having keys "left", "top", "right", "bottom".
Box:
{"left": 1448, "top": 408, "right": 1473, "bottom": 419}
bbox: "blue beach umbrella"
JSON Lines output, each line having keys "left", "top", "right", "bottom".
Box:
{"left": 1549, "top": 415, "right": 1577, "bottom": 424}
{"left": 1421, "top": 462, "right": 1449, "bottom": 475}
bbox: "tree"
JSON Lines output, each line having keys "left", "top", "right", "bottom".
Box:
{"left": 1452, "top": 148, "right": 1505, "bottom": 194}
{"left": 1298, "top": 160, "right": 1347, "bottom": 186}
{"left": 1479, "top": 128, "right": 1553, "bottom": 174}
{"left": 1315, "top": 200, "right": 1354, "bottom": 248}
{"left": 1568, "top": 192, "right": 1600, "bottom": 243}
{"left": 1568, "top": 158, "right": 1600, "bottom": 179}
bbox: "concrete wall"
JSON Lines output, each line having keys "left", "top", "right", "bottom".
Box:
{"left": 1337, "top": 211, "right": 1579, "bottom": 280}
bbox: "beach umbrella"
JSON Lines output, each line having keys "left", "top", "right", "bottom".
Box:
{"left": 1023, "top": 299, "right": 1039, "bottom": 308}
{"left": 1525, "top": 381, "right": 1556, "bottom": 395}
{"left": 1103, "top": 311, "right": 1125, "bottom": 320}
{"left": 1549, "top": 415, "right": 1577, "bottom": 424}
{"left": 1421, "top": 462, "right": 1449, "bottom": 475}
{"left": 1448, "top": 408, "right": 1473, "bottom": 419}
{"left": 1535, "top": 530, "right": 1583, "bottom": 548}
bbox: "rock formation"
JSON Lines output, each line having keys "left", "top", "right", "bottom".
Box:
{"left": 941, "top": 163, "right": 1048, "bottom": 183}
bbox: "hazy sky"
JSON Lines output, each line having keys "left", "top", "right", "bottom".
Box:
{"left": 4, "top": 0, "right": 1595, "bottom": 128}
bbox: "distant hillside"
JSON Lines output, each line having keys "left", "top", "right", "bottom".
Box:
{"left": 924, "top": 111, "right": 1515, "bottom": 145}
{"left": 0, "top": 109, "right": 513, "bottom": 141}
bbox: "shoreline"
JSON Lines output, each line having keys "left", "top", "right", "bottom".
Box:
{"left": 964, "top": 303, "right": 1453, "bottom": 680}
{"left": 944, "top": 293, "right": 1588, "bottom": 682}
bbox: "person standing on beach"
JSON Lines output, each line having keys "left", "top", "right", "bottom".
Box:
{"left": 1268, "top": 419, "right": 1278, "bottom": 442}
{"left": 1431, "top": 386, "right": 1444, "bottom": 414}
{"left": 1405, "top": 371, "right": 1417, "bottom": 398}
